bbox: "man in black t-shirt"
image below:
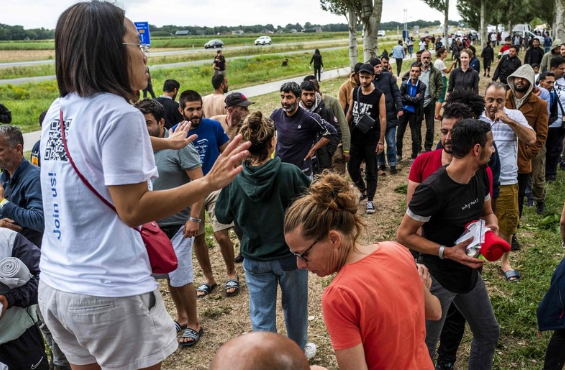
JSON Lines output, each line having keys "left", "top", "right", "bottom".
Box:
{"left": 345, "top": 63, "right": 386, "bottom": 214}
{"left": 397, "top": 119, "right": 500, "bottom": 370}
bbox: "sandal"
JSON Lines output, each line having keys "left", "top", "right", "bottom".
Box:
{"left": 179, "top": 327, "right": 204, "bottom": 348}
{"left": 196, "top": 283, "right": 217, "bottom": 298}
{"left": 225, "top": 276, "right": 240, "bottom": 297}
{"left": 174, "top": 320, "right": 187, "bottom": 333}
{"left": 501, "top": 268, "right": 520, "bottom": 282}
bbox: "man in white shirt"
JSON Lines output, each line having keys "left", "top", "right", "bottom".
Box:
{"left": 479, "top": 82, "right": 536, "bottom": 282}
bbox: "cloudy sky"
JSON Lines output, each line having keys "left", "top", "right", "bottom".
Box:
{"left": 1, "top": 0, "right": 461, "bottom": 30}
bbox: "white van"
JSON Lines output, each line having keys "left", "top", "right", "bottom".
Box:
{"left": 513, "top": 24, "right": 531, "bottom": 33}
{"left": 501, "top": 30, "right": 543, "bottom": 44}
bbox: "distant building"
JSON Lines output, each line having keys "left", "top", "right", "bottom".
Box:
{"left": 232, "top": 30, "right": 244, "bottom": 35}
{"left": 175, "top": 30, "right": 190, "bottom": 36}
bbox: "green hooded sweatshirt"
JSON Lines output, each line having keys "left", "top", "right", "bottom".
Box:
{"left": 215, "top": 157, "right": 310, "bottom": 261}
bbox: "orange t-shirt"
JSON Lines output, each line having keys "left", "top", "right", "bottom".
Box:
{"left": 322, "top": 241, "right": 433, "bottom": 370}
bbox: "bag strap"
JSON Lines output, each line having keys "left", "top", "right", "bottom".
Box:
{"left": 59, "top": 109, "right": 117, "bottom": 213}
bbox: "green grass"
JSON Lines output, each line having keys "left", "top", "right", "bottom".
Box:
{"left": 0, "top": 32, "right": 352, "bottom": 51}
{"left": 2, "top": 47, "right": 354, "bottom": 132}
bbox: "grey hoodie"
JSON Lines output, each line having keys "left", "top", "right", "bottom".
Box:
{"left": 508, "top": 64, "right": 535, "bottom": 109}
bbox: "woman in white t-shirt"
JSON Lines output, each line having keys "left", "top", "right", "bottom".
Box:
{"left": 37, "top": 3, "right": 249, "bottom": 370}
{"left": 434, "top": 47, "right": 456, "bottom": 119}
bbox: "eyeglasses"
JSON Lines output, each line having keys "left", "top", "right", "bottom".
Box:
{"left": 123, "top": 42, "right": 150, "bottom": 55}
{"left": 292, "top": 234, "right": 324, "bottom": 263}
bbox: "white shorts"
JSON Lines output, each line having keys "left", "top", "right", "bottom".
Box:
{"left": 38, "top": 281, "right": 177, "bottom": 370}
{"left": 168, "top": 226, "right": 194, "bottom": 287}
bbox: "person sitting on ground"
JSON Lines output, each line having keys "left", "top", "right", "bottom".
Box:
{"left": 209, "top": 332, "right": 327, "bottom": 370}
{"left": 284, "top": 172, "right": 439, "bottom": 370}
{"left": 215, "top": 111, "right": 315, "bottom": 359}
{"left": 0, "top": 229, "right": 49, "bottom": 370}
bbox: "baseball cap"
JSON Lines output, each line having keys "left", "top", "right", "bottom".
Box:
{"left": 358, "top": 63, "right": 375, "bottom": 75}
{"left": 368, "top": 57, "right": 382, "bottom": 66}
{"left": 225, "top": 92, "right": 254, "bottom": 108}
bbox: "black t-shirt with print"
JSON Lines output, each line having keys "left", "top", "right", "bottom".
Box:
{"left": 351, "top": 86, "right": 383, "bottom": 146}
{"left": 408, "top": 166, "right": 490, "bottom": 293}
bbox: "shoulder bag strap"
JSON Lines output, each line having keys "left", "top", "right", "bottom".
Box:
{"left": 59, "top": 109, "right": 117, "bottom": 212}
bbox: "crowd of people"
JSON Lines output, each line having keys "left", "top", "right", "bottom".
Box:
{"left": 2, "top": 2, "right": 565, "bottom": 370}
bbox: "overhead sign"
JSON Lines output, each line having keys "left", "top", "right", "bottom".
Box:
{"left": 135, "top": 22, "right": 150, "bottom": 45}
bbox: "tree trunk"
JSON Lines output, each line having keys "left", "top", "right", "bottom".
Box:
{"left": 556, "top": 0, "right": 565, "bottom": 41}
{"left": 361, "top": 0, "right": 378, "bottom": 61}
{"left": 506, "top": 0, "right": 513, "bottom": 35}
{"left": 347, "top": 7, "right": 359, "bottom": 70}
{"left": 444, "top": 0, "right": 449, "bottom": 48}
{"left": 372, "top": 0, "right": 383, "bottom": 56}
{"left": 480, "top": 0, "right": 486, "bottom": 49}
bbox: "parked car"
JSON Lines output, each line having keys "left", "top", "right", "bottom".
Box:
{"left": 255, "top": 36, "right": 272, "bottom": 45}
{"left": 377, "top": 30, "right": 386, "bottom": 37}
{"left": 204, "top": 39, "right": 224, "bottom": 49}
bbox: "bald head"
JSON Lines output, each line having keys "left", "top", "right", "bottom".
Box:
{"left": 210, "top": 332, "right": 311, "bottom": 370}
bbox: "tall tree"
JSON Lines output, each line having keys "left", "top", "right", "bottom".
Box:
{"left": 320, "top": 0, "right": 359, "bottom": 69}
{"left": 421, "top": 0, "right": 449, "bottom": 48}
{"left": 555, "top": 0, "right": 565, "bottom": 41}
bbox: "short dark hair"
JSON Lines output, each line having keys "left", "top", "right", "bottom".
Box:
{"left": 442, "top": 102, "right": 474, "bottom": 120}
{"left": 55, "top": 1, "right": 133, "bottom": 101}
{"left": 539, "top": 72, "right": 555, "bottom": 82}
{"left": 0, "top": 125, "right": 24, "bottom": 149}
{"left": 163, "top": 79, "right": 180, "bottom": 92}
{"left": 450, "top": 119, "right": 491, "bottom": 159}
{"left": 179, "top": 90, "right": 203, "bottom": 109}
{"left": 134, "top": 98, "right": 165, "bottom": 122}
{"left": 381, "top": 55, "right": 390, "bottom": 61}
{"left": 300, "top": 80, "right": 316, "bottom": 92}
{"left": 445, "top": 89, "right": 485, "bottom": 119}
{"left": 398, "top": 40, "right": 403, "bottom": 44}
{"left": 531, "top": 63, "right": 540, "bottom": 68}
{"left": 509, "top": 45, "right": 518, "bottom": 52}
{"left": 551, "top": 56, "right": 565, "bottom": 70}
{"left": 303, "top": 75, "right": 316, "bottom": 82}
{"left": 416, "top": 50, "right": 424, "bottom": 55}
{"left": 436, "top": 47, "right": 446, "bottom": 56}
{"left": 354, "top": 62, "right": 363, "bottom": 73}
{"left": 39, "top": 110, "right": 48, "bottom": 127}
{"left": 211, "top": 74, "right": 225, "bottom": 90}
{"left": 505, "top": 37, "right": 511, "bottom": 41}
{"left": 410, "top": 63, "right": 421, "bottom": 70}
{"left": 280, "top": 82, "right": 301, "bottom": 98}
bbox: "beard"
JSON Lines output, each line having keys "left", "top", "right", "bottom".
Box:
{"left": 282, "top": 101, "right": 298, "bottom": 113}
{"left": 183, "top": 113, "right": 201, "bottom": 127}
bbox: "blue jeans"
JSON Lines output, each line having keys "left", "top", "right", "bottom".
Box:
{"left": 426, "top": 275, "right": 499, "bottom": 369}
{"left": 243, "top": 256, "right": 309, "bottom": 350}
{"left": 377, "top": 126, "right": 397, "bottom": 167}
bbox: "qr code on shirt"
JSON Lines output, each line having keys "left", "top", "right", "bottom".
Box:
{"left": 43, "top": 118, "right": 70, "bottom": 161}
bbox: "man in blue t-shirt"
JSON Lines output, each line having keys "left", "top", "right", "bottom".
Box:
{"left": 270, "top": 82, "right": 337, "bottom": 179}
{"left": 172, "top": 90, "right": 239, "bottom": 299}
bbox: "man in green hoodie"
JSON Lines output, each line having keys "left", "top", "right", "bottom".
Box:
{"left": 540, "top": 39, "right": 563, "bottom": 73}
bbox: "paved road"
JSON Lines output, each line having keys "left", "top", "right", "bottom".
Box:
{"left": 22, "top": 66, "right": 352, "bottom": 151}
{"left": 0, "top": 38, "right": 348, "bottom": 68}
{"left": 0, "top": 45, "right": 345, "bottom": 86}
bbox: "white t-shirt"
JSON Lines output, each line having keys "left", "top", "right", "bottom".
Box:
{"left": 40, "top": 93, "right": 159, "bottom": 297}
{"left": 434, "top": 59, "right": 448, "bottom": 77}
{"left": 552, "top": 77, "right": 565, "bottom": 129}
{"left": 479, "top": 107, "right": 532, "bottom": 185}
{"left": 419, "top": 40, "right": 426, "bottom": 51}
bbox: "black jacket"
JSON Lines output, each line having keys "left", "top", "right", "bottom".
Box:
{"left": 311, "top": 101, "right": 341, "bottom": 173}
{"left": 481, "top": 46, "right": 494, "bottom": 61}
{"left": 525, "top": 47, "right": 544, "bottom": 66}
{"left": 493, "top": 55, "right": 522, "bottom": 84}
{"left": 400, "top": 79, "right": 427, "bottom": 121}
{"left": 373, "top": 71, "right": 403, "bottom": 127}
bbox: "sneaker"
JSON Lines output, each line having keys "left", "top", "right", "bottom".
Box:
{"left": 366, "top": 201, "right": 376, "bottom": 214}
{"left": 390, "top": 166, "right": 397, "bottom": 174}
{"left": 511, "top": 234, "right": 521, "bottom": 251}
{"left": 304, "top": 342, "right": 317, "bottom": 360}
{"left": 234, "top": 252, "right": 244, "bottom": 263}
{"left": 536, "top": 201, "right": 547, "bottom": 215}
{"left": 435, "top": 360, "right": 454, "bottom": 370}
{"left": 359, "top": 193, "right": 367, "bottom": 202}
